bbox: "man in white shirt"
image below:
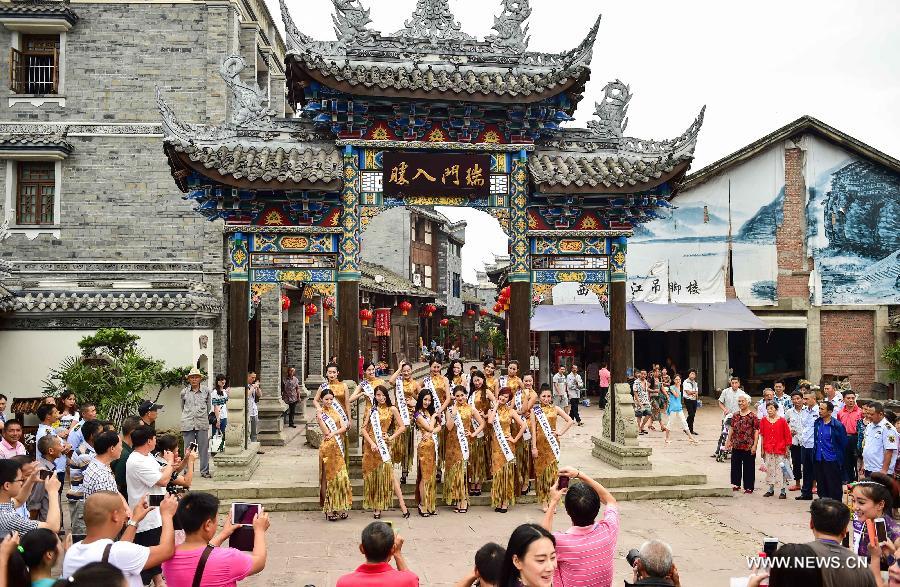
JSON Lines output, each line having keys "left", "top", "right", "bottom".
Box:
{"left": 566, "top": 366, "right": 585, "bottom": 427}
{"left": 756, "top": 388, "right": 785, "bottom": 420}
{"left": 63, "top": 490, "right": 177, "bottom": 587}
{"left": 785, "top": 391, "right": 805, "bottom": 492}
{"left": 718, "top": 377, "right": 741, "bottom": 416}
{"left": 126, "top": 425, "right": 174, "bottom": 587}
{"left": 552, "top": 365, "right": 569, "bottom": 410}
{"left": 823, "top": 383, "right": 844, "bottom": 413}
{"left": 35, "top": 403, "right": 70, "bottom": 485}
{"left": 862, "top": 401, "right": 897, "bottom": 478}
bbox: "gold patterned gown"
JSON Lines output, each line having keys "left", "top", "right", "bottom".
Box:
{"left": 392, "top": 378, "right": 417, "bottom": 474}
{"left": 328, "top": 381, "right": 350, "bottom": 464}
{"left": 444, "top": 404, "right": 474, "bottom": 504}
{"left": 319, "top": 406, "right": 352, "bottom": 513}
{"left": 429, "top": 375, "right": 450, "bottom": 475}
{"left": 490, "top": 405, "right": 517, "bottom": 508}
{"left": 415, "top": 413, "right": 437, "bottom": 513}
{"left": 534, "top": 404, "right": 560, "bottom": 504}
{"left": 468, "top": 389, "right": 491, "bottom": 485}
{"left": 513, "top": 386, "right": 535, "bottom": 491}
{"left": 363, "top": 405, "right": 396, "bottom": 511}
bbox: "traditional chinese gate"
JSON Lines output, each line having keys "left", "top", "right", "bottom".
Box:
{"left": 159, "top": 0, "right": 703, "bottom": 444}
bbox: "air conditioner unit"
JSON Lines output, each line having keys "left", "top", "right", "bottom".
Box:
{"left": 412, "top": 273, "right": 422, "bottom": 286}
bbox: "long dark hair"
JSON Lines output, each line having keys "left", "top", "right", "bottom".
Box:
{"left": 373, "top": 384, "right": 392, "bottom": 410}
{"left": 58, "top": 391, "right": 78, "bottom": 417}
{"left": 7, "top": 528, "right": 59, "bottom": 586}
{"left": 415, "top": 389, "right": 435, "bottom": 417}
{"left": 214, "top": 373, "right": 228, "bottom": 393}
{"left": 469, "top": 370, "right": 487, "bottom": 398}
{"left": 498, "top": 523, "right": 556, "bottom": 587}
{"left": 445, "top": 359, "right": 463, "bottom": 381}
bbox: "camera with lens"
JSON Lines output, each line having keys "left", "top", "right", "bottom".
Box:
{"left": 626, "top": 548, "right": 641, "bottom": 568}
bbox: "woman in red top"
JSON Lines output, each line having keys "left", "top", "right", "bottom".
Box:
{"left": 758, "top": 401, "right": 792, "bottom": 499}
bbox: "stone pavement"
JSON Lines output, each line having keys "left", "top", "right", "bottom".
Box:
{"left": 203, "top": 402, "right": 816, "bottom": 586}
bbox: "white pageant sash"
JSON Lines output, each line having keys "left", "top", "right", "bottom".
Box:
{"left": 533, "top": 405, "right": 560, "bottom": 461}
{"left": 468, "top": 391, "right": 485, "bottom": 438}
{"left": 359, "top": 379, "right": 374, "bottom": 402}
{"left": 453, "top": 408, "right": 470, "bottom": 461}
{"left": 499, "top": 375, "right": 508, "bottom": 389}
{"left": 423, "top": 376, "right": 442, "bottom": 411}
{"left": 321, "top": 410, "right": 344, "bottom": 456}
{"left": 370, "top": 408, "right": 392, "bottom": 462}
{"left": 395, "top": 378, "right": 411, "bottom": 426}
{"left": 493, "top": 410, "right": 515, "bottom": 463}
{"left": 321, "top": 383, "right": 349, "bottom": 424}
{"left": 515, "top": 390, "right": 532, "bottom": 441}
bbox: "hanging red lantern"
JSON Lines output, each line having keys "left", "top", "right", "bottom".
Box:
{"left": 465, "top": 308, "right": 476, "bottom": 317}
{"left": 359, "top": 308, "right": 373, "bottom": 326}
{"left": 425, "top": 303, "right": 437, "bottom": 316}
{"left": 493, "top": 302, "right": 503, "bottom": 313}
{"left": 439, "top": 318, "right": 449, "bottom": 327}
{"left": 304, "top": 302, "right": 318, "bottom": 323}
{"left": 501, "top": 286, "right": 511, "bottom": 298}
{"left": 399, "top": 300, "right": 412, "bottom": 316}
{"left": 280, "top": 294, "right": 291, "bottom": 312}
{"left": 479, "top": 308, "right": 488, "bottom": 317}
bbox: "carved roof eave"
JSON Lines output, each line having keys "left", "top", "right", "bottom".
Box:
{"left": 531, "top": 160, "right": 692, "bottom": 195}
{"left": 282, "top": 2, "right": 600, "bottom": 105}
{"left": 8, "top": 289, "right": 222, "bottom": 316}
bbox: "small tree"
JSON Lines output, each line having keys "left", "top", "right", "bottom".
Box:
{"left": 44, "top": 328, "right": 193, "bottom": 427}
{"left": 883, "top": 340, "right": 900, "bottom": 383}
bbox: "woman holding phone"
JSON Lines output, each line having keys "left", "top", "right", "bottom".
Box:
{"left": 851, "top": 473, "right": 900, "bottom": 567}
{"left": 531, "top": 383, "right": 574, "bottom": 512}
{"left": 445, "top": 385, "right": 485, "bottom": 513}
{"left": 488, "top": 387, "right": 526, "bottom": 513}
{"left": 360, "top": 385, "right": 410, "bottom": 519}
{"left": 468, "top": 370, "right": 494, "bottom": 496}
{"left": 317, "top": 388, "right": 352, "bottom": 521}
{"left": 414, "top": 390, "right": 439, "bottom": 517}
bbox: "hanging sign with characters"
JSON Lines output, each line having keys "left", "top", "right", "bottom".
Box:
{"left": 382, "top": 151, "right": 491, "bottom": 198}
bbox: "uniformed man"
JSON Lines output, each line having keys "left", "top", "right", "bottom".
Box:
{"left": 861, "top": 401, "right": 897, "bottom": 478}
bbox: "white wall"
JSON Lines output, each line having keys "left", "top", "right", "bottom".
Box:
{"left": 0, "top": 328, "right": 213, "bottom": 431}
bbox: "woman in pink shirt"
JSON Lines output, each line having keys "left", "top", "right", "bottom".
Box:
{"left": 598, "top": 364, "right": 611, "bottom": 410}
{"left": 758, "top": 402, "right": 792, "bottom": 499}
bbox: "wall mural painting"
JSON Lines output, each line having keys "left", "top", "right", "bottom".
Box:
{"left": 806, "top": 137, "right": 900, "bottom": 305}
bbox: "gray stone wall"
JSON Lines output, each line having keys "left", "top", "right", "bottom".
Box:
{"left": 360, "top": 207, "right": 411, "bottom": 278}
{"left": 446, "top": 236, "right": 463, "bottom": 316}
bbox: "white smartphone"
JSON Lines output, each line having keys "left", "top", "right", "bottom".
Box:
{"left": 231, "top": 502, "right": 262, "bottom": 526}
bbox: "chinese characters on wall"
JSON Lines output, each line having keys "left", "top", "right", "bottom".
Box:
{"left": 382, "top": 152, "right": 491, "bottom": 198}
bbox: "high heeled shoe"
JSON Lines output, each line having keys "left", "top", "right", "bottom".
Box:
{"left": 402, "top": 510, "right": 411, "bottom": 519}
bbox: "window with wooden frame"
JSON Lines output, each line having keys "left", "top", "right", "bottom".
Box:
{"left": 10, "top": 34, "right": 60, "bottom": 94}
{"left": 16, "top": 162, "right": 55, "bottom": 225}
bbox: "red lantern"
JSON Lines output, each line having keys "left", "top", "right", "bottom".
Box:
{"left": 399, "top": 300, "right": 412, "bottom": 316}
{"left": 479, "top": 308, "right": 488, "bottom": 317}
{"left": 493, "top": 302, "right": 503, "bottom": 313}
{"left": 501, "top": 286, "right": 511, "bottom": 298}
{"left": 281, "top": 294, "right": 291, "bottom": 312}
{"left": 466, "top": 309, "right": 476, "bottom": 317}
{"left": 439, "top": 318, "right": 449, "bottom": 327}
{"left": 426, "top": 304, "right": 437, "bottom": 315}
{"left": 304, "top": 302, "right": 318, "bottom": 323}
{"left": 359, "top": 308, "right": 373, "bottom": 326}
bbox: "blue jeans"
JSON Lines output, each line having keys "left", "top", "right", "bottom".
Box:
{"left": 218, "top": 418, "right": 228, "bottom": 435}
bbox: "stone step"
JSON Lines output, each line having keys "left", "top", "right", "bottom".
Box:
{"left": 215, "top": 483, "right": 733, "bottom": 512}
{"left": 204, "top": 472, "right": 711, "bottom": 500}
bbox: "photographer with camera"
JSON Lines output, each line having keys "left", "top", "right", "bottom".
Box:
{"left": 625, "top": 540, "right": 681, "bottom": 587}
{"left": 540, "top": 465, "right": 618, "bottom": 587}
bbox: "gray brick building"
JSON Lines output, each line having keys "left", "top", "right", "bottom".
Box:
{"left": 0, "top": 0, "right": 287, "bottom": 429}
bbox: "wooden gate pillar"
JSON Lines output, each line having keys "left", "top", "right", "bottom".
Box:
{"left": 609, "top": 236, "right": 628, "bottom": 442}
{"left": 337, "top": 146, "right": 361, "bottom": 380}
{"left": 507, "top": 151, "right": 531, "bottom": 364}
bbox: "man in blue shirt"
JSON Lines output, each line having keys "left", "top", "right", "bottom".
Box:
{"left": 813, "top": 400, "right": 847, "bottom": 502}
{"left": 66, "top": 402, "right": 98, "bottom": 454}
{"left": 796, "top": 392, "right": 819, "bottom": 501}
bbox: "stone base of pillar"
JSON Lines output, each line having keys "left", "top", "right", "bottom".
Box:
{"left": 591, "top": 382, "right": 652, "bottom": 469}
{"left": 212, "top": 443, "right": 261, "bottom": 480}
{"left": 257, "top": 395, "right": 288, "bottom": 446}
{"left": 223, "top": 386, "right": 247, "bottom": 452}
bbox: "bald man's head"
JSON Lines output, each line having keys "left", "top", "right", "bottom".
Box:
{"left": 84, "top": 490, "right": 128, "bottom": 529}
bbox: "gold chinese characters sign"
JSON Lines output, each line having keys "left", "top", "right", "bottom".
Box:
{"left": 382, "top": 151, "right": 491, "bottom": 199}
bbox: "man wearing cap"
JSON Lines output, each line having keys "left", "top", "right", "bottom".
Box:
{"left": 138, "top": 400, "right": 163, "bottom": 429}
{"left": 180, "top": 367, "right": 212, "bottom": 478}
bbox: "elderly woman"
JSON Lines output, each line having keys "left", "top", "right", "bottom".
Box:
{"left": 724, "top": 391, "right": 759, "bottom": 494}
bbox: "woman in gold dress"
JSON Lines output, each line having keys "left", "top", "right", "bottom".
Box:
{"left": 422, "top": 359, "right": 450, "bottom": 483}
{"left": 530, "top": 383, "right": 574, "bottom": 512}
{"left": 467, "top": 370, "right": 494, "bottom": 496}
{"left": 414, "top": 389, "right": 439, "bottom": 517}
{"left": 445, "top": 385, "right": 485, "bottom": 513}
{"left": 314, "top": 363, "right": 351, "bottom": 465}
{"left": 488, "top": 386, "right": 526, "bottom": 513}
{"left": 316, "top": 388, "right": 352, "bottom": 521}
{"left": 349, "top": 360, "right": 386, "bottom": 414}
{"left": 388, "top": 361, "right": 420, "bottom": 484}
{"left": 445, "top": 359, "right": 465, "bottom": 388}
{"left": 360, "top": 385, "right": 411, "bottom": 519}
{"left": 513, "top": 371, "right": 538, "bottom": 496}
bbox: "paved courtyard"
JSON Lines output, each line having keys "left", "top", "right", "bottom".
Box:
{"left": 227, "top": 402, "right": 814, "bottom": 587}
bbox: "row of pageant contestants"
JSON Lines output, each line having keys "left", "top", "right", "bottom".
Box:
{"left": 312, "top": 358, "right": 576, "bottom": 520}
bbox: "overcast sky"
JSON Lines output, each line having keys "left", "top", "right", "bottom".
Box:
{"left": 273, "top": 0, "right": 900, "bottom": 282}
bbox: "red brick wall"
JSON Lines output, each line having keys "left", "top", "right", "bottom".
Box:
{"left": 776, "top": 147, "right": 810, "bottom": 298}
{"left": 820, "top": 310, "right": 876, "bottom": 391}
